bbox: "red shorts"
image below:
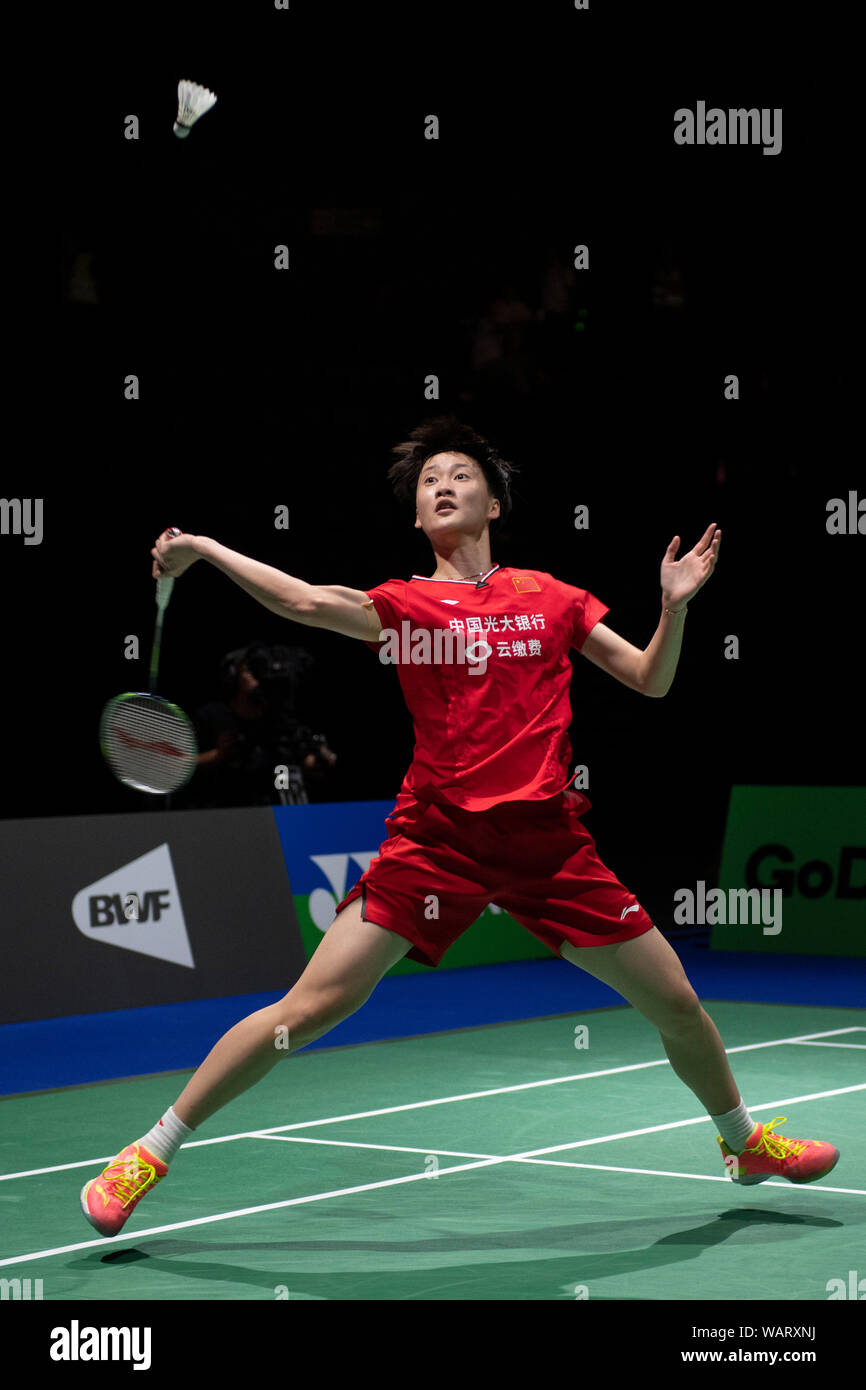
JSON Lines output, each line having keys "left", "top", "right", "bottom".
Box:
{"left": 335, "top": 788, "right": 655, "bottom": 968}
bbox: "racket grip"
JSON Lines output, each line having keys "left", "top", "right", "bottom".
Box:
{"left": 156, "top": 576, "right": 175, "bottom": 609}
{"left": 155, "top": 529, "right": 182, "bottom": 608}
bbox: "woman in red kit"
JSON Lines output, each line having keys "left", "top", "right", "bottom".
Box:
{"left": 81, "top": 415, "right": 839, "bottom": 1237}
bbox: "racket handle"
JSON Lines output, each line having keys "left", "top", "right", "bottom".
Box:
{"left": 156, "top": 576, "right": 175, "bottom": 609}
{"left": 155, "top": 528, "right": 182, "bottom": 609}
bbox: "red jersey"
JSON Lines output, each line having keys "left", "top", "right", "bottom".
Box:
{"left": 364, "top": 564, "right": 609, "bottom": 811}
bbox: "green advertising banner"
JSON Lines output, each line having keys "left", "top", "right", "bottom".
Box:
{"left": 713, "top": 787, "right": 866, "bottom": 956}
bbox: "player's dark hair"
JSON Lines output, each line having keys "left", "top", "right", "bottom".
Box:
{"left": 388, "top": 414, "right": 518, "bottom": 524}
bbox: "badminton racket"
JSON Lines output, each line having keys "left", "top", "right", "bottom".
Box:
{"left": 98, "top": 528, "right": 198, "bottom": 794}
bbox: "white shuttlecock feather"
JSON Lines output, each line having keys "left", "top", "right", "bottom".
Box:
{"left": 173, "top": 79, "right": 217, "bottom": 139}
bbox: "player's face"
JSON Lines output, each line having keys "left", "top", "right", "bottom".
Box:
{"left": 415, "top": 452, "right": 499, "bottom": 535}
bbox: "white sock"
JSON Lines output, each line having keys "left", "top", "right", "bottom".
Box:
{"left": 711, "top": 1097, "right": 756, "bottom": 1153}
{"left": 138, "top": 1106, "right": 195, "bottom": 1166}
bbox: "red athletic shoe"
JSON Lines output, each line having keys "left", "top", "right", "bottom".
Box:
{"left": 80, "top": 1142, "right": 168, "bottom": 1236}
{"left": 719, "top": 1116, "right": 840, "bottom": 1185}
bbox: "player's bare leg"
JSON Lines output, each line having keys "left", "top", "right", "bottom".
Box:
{"left": 561, "top": 927, "right": 739, "bottom": 1114}
{"left": 80, "top": 899, "right": 412, "bottom": 1236}
{"left": 172, "top": 898, "right": 412, "bottom": 1129}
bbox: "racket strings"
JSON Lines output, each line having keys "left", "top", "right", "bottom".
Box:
{"left": 101, "top": 695, "right": 197, "bottom": 794}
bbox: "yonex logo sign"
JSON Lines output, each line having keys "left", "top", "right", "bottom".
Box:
{"left": 305, "top": 850, "right": 505, "bottom": 930}
{"left": 308, "top": 852, "right": 376, "bottom": 930}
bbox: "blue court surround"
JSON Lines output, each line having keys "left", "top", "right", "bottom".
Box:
{"left": 1, "top": 937, "right": 863, "bottom": 1096}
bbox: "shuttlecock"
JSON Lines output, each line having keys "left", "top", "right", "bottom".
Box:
{"left": 173, "top": 79, "right": 217, "bottom": 139}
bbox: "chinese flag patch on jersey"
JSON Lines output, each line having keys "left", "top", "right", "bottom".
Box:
{"left": 511, "top": 574, "right": 542, "bottom": 593}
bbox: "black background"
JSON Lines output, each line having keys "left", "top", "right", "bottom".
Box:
{"left": 5, "top": 4, "right": 859, "bottom": 923}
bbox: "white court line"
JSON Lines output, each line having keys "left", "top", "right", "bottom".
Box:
{"left": 2, "top": 1024, "right": 861, "bottom": 1183}
{"left": 0, "top": 1080, "right": 863, "bottom": 1268}
{"left": 254, "top": 1133, "right": 866, "bottom": 1195}
{"left": 789, "top": 1042, "right": 866, "bottom": 1049}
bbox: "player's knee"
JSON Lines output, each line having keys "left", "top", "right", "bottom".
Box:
{"left": 656, "top": 987, "right": 703, "bottom": 1035}
{"left": 275, "top": 986, "right": 366, "bottom": 1051}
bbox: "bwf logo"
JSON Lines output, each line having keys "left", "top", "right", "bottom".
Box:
{"left": 72, "top": 843, "right": 195, "bottom": 966}
{"left": 674, "top": 103, "right": 782, "bottom": 156}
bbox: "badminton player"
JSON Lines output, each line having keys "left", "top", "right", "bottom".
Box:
{"left": 81, "top": 416, "right": 839, "bottom": 1236}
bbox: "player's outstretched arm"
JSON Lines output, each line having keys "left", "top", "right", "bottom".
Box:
{"left": 580, "top": 623, "right": 650, "bottom": 695}
{"left": 150, "top": 533, "right": 382, "bottom": 643}
{"left": 578, "top": 523, "right": 721, "bottom": 698}
{"left": 291, "top": 585, "right": 384, "bottom": 641}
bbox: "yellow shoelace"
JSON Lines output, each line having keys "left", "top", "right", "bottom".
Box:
{"left": 99, "top": 1150, "right": 158, "bottom": 1208}
{"left": 750, "top": 1117, "right": 806, "bottom": 1160}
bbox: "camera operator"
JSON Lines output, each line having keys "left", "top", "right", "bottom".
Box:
{"left": 189, "top": 642, "right": 337, "bottom": 807}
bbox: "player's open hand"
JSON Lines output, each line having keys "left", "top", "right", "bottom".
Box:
{"left": 660, "top": 524, "right": 721, "bottom": 608}
{"left": 151, "top": 529, "right": 200, "bottom": 580}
